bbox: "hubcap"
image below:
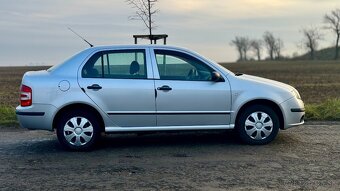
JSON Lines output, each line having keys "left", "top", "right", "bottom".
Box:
{"left": 255, "top": 122, "right": 263, "bottom": 129}
{"left": 244, "top": 112, "right": 273, "bottom": 140}
{"left": 74, "top": 127, "right": 82, "bottom": 135}
{"left": 63, "top": 117, "right": 94, "bottom": 146}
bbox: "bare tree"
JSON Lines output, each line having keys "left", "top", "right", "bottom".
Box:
{"left": 250, "top": 39, "right": 263, "bottom": 61}
{"left": 126, "top": 0, "right": 159, "bottom": 44}
{"left": 324, "top": 8, "right": 340, "bottom": 59}
{"left": 230, "top": 36, "right": 244, "bottom": 61}
{"left": 240, "top": 37, "right": 251, "bottom": 61}
{"left": 263, "top": 31, "right": 276, "bottom": 60}
{"left": 273, "top": 38, "right": 284, "bottom": 60}
{"left": 230, "top": 36, "right": 251, "bottom": 61}
{"left": 301, "top": 26, "right": 323, "bottom": 59}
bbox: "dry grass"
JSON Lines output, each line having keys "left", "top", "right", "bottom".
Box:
{"left": 0, "top": 61, "right": 339, "bottom": 107}
{"left": 0, "top": 66, "right": 48, "bottom": 107}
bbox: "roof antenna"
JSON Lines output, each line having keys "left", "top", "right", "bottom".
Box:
{"left": 67, "top": 27, "right": 94, "bottom": 47}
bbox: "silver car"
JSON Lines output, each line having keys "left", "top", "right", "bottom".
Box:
{"left": 16, "top": 45, "right": 305, "bottom": 150}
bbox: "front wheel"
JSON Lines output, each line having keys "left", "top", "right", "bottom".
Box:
{"left": 56, "top": 110, "right": 100, "bottom": 151}
{"left": 236, "top": 105, "right": 280, "bottom": 145}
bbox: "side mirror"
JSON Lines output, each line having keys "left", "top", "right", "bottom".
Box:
{"left": 211, "top": 71, "right": 224, "bottom": 82}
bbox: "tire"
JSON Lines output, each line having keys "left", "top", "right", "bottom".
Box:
{"left": 56, "top": 109, "right": 101, "bottom": 151}
{"left": 236, "top": 105, "right": 280, "bottom": 145}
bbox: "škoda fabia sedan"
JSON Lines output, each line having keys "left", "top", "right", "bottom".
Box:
{"left": 16, "top": 45, "right": 305, "bottom": 150}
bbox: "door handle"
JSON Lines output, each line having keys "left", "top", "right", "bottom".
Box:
{"left": 87, "top": 84, "right": 102, "bottom": 90}
{"left": 157, "top": 85, "right": 172, "bottom": 91}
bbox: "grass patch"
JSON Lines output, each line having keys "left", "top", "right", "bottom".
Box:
{"left": 305, "top": 98, "right": 340, "bottom": 121}
{"left": 0, "top": 105, "right": 19, "bottom": 127}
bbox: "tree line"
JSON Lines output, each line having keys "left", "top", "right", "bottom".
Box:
{"left": 230, "top": 8, "right": 340, "bottom": 61}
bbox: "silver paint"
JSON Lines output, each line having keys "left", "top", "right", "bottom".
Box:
{"left": 16, "top": 45, "right": 304, "bottom": 136}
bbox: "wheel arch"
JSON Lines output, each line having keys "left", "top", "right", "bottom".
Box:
{"left": 235, "top": 99, "right": 285, "bottom": 130}
{"left": 52, "top": 103, "right": 105, "bottom": 132}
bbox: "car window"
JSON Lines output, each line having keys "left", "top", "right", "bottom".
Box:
{"left": 154, "top": 49, "right": 213, "bottom": 81}
{"left": 82, "top": 50, "right": 146, "bottom": 79}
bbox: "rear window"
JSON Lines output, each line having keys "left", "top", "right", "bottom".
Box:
{"left": 47, "top": 54, "right": 78, "bottom": 72}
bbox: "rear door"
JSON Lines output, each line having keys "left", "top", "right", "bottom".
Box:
{"left": 78, "top": 48, "right": 156, "bottom": 127}
{"left": 151, "top": 49, "right": 232, "bottom": 127}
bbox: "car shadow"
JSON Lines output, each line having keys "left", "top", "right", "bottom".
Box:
{"left": 7, "top": 130, "right": 242, "bottom": 154}
{"left": 97, "top": 130, "right": 240, "bottom": 150}
{"left": 7, "top": 130, "right": 297, "bottom": 155}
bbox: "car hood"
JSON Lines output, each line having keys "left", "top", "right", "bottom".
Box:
{"left": 226, "top": 73, "right": 296, "bottom": 104}
{"left": 237, "top": 74, "right": 294, "bottom": 91}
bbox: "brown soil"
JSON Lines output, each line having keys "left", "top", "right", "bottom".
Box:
{"left": 0, "top": 123, "right": 339, "bottom": 190}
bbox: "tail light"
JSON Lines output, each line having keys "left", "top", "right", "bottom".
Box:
{"left": 20, "top": 85, "right": 32, "bottom": 107}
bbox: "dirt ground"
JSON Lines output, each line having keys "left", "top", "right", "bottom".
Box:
{"left": 0, "top": 123, "right": 339, "bottom": 191}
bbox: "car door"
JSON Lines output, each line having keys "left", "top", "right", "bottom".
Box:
{"left": 152, "top": 48, "right": 232, "bottom": 127}
{"left": 78, "top": 48, "right": 156, "bottom": 127}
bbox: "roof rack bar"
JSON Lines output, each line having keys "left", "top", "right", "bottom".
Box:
{"left": 133, "top": 34, "right": 168, "bottom": 45}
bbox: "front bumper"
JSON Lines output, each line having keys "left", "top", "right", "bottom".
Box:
{"left": 16, "top": 104, "right": 57, "bottom": 131}
{"left": 280, "top": 97, "right": 305, "bottom": 129}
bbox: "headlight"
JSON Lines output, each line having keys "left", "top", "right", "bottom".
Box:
{"left": 292, "top": 89, "right": 301, "bottom": 99}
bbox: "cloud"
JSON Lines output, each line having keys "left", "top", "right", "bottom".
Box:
{"left": 0, "top": 0, "right": 339, "bottom": 65}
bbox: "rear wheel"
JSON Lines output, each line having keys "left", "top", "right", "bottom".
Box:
{"left": 56, "top": 110, "right": 100, "bottom": 151}
{"left": 236, "top": 105, "right": 280, "bottom": 145}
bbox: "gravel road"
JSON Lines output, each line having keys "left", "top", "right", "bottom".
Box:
{"left": 0, "top": 123, "right": 339, "bottom": 191}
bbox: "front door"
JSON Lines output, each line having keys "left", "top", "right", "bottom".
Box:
{"left": 78, "top": 49, "right": 156, "bottom": 127}
{"left": 152, "top": 49, "right": 232, "bottom": 127}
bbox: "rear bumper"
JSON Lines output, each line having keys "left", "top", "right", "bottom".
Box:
{"left": 16, "top": 104, "right": 57, "bottom": 131}
{"left": 280, "top": 97, "right": 305, "bottom": 129}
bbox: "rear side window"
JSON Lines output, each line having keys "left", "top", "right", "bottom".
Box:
{"left": 82, "top": 50, "right": 146, "bottom": 79}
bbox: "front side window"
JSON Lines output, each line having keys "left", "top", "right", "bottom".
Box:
{"left": 154, "top": 49, "right": 213, "bottom": 81}
{"left": 82, "top": 50, "right": 146, "bottom": 79}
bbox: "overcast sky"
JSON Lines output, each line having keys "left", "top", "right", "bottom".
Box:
{"left": 0, "top": 0, "right": 339, "bottom": 66}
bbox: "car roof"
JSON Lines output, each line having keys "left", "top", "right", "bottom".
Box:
{"left": 84, "top": 44, "right": 187, "bottom": 51}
